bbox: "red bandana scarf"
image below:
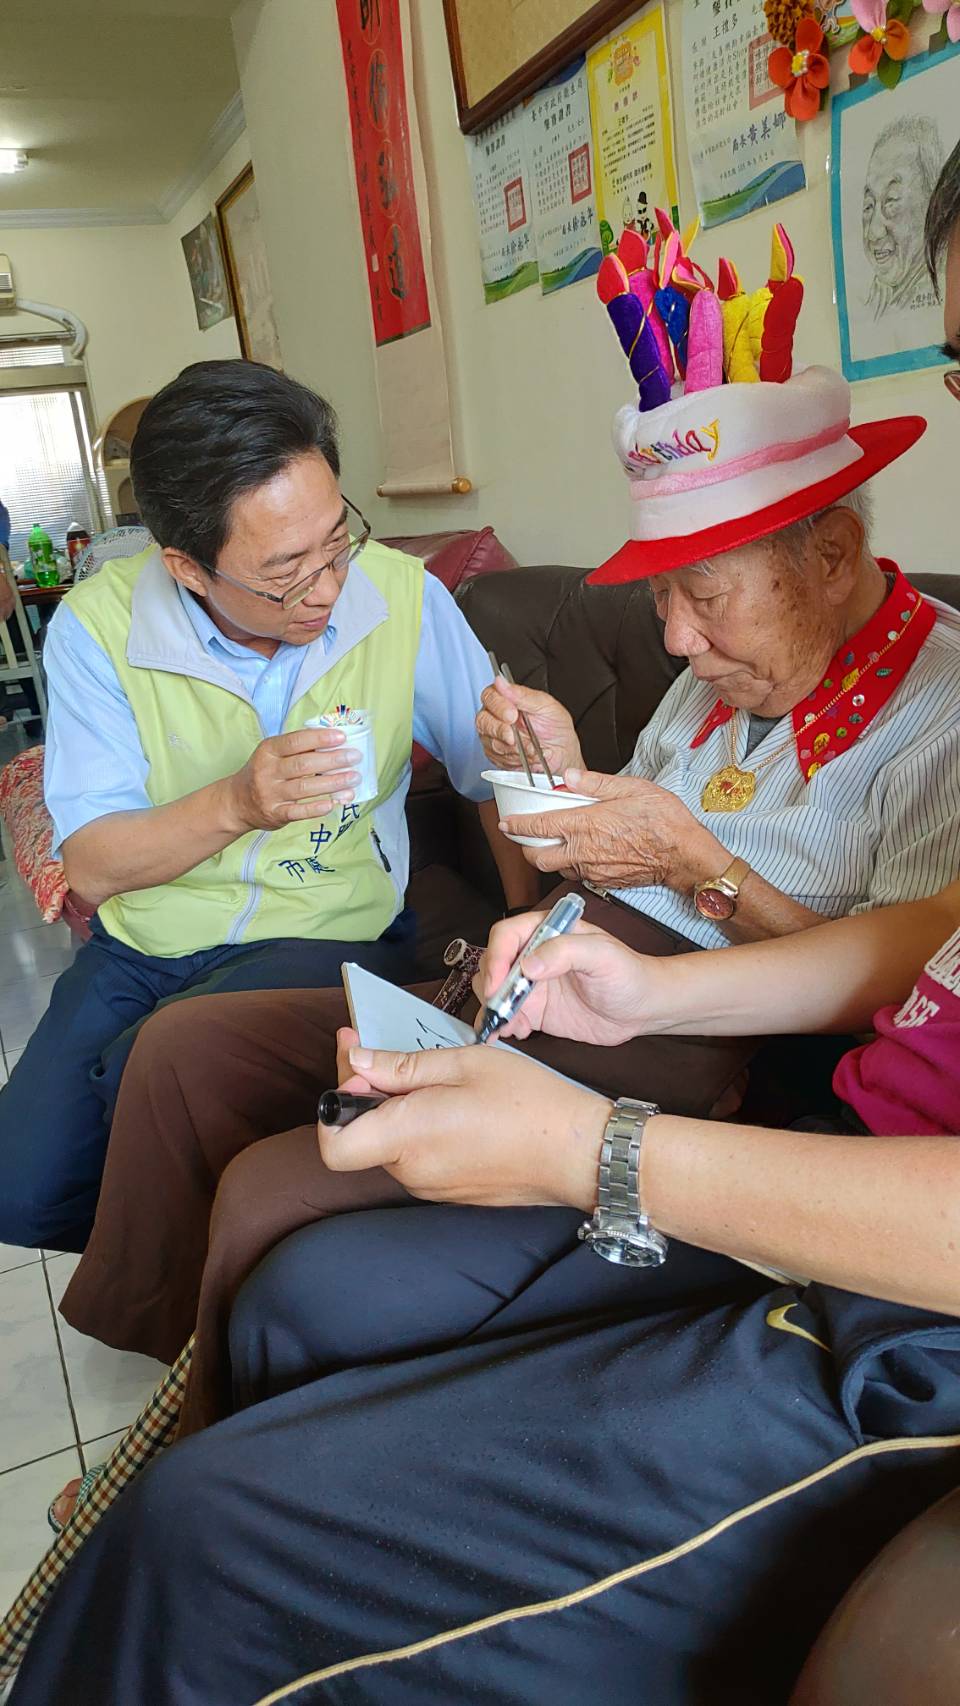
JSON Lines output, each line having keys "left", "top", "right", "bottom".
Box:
{"left": 689, "top": 563, "right": 935, "bottom": 781}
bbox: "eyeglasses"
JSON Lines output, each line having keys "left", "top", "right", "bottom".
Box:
{"left": 199, "top": 496, "right": 372, "bottom": 610}
{"left": 944, "top": 369, "right": 960, "bottom": 403}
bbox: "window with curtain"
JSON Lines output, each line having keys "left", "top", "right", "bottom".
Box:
{"left": 0, "top": 351, "right": 102, "bottom": 563}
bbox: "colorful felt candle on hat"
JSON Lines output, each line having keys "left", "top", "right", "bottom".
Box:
{"left": 758, "top": 224, "right": 803, "bottom": 383}
{"left": 597, "top": 253, "right": 671, "bottom": 412}
{"left": 684, "top": 287, "right": 724, "bottom": 393}
{"left": 652, "top": 212, "right": 716, "bottom": 382}
{"left": 717, "top": 257, "right": 759, "bottom": 384}
{"left": 616, "top": 228, "right": 674, "bottom": 386}
{"left": 722, "top": 226, "right": 804, "bottom": 384}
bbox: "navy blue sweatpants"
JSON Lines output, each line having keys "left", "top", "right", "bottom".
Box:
{"left": 0, "top": 912, "right": 416, "bottom": 1252}
{"left": 10, "top": 1207, "right": 960, "bottom": 1706}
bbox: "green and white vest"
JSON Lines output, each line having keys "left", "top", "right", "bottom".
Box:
{"left": 64, "top": 543, "right": 423, "bottom": 958}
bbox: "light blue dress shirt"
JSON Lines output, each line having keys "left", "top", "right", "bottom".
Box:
{"left": 43, "top": 568, "right": 494, "bottom": 887}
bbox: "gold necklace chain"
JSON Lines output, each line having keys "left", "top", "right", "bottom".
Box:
{"left": 724, "top": 712, "right": 793, "bottom": 775}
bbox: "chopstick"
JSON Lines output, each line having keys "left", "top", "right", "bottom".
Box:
{"left": 500, "top": 664, "right": 556, "bottom": 786}
{"left": 487, "top": 650, "right": 535, "bottom": 787}
{"left": 487, "top": 650, "right": 556, "bottom": 791}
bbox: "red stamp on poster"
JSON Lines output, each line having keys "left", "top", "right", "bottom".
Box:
{"left": 336, "top": 0, "right": 431, "bottom": 345}
{"left": 748, "top": 32, "right": 780, "bottom": 107}
{"left": 568, "top": 143, "right": 592, "bottom": 204}
{"left": 504, "top": 177, "right": 527, "bottom": 232}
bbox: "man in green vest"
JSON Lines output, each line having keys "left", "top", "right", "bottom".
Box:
{"left": 0, "top": 359, "right": 532, "bottom": 1252}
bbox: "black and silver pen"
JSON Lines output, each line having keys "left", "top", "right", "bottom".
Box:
{"left": 476, "top": 892, "right": 586, "bottom": 1045}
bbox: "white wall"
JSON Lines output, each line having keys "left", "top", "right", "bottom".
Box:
{"left": 233, "top": 0, "right": 957, "bottom": 574}
{"left": 2, "top": 134, "right": 247, "bottom": 433}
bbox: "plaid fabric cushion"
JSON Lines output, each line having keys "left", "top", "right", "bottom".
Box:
{"left": 0, "top": 745, "right": 66, "bottom": 924}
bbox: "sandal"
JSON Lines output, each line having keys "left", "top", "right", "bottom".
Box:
{"left": 47, "top": 1465, "right": 102, "bottom": 1535}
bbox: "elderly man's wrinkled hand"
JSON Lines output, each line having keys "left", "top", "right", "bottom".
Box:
{"left": 473, "top": 912, "right": 665, "bottom": 1044}
{"left": 318, "top": 1043, "right": 609, "bottom": 1213}
{"left": 476, "top": 677, "right": 583, "bottom": 776}
{"left": 501, "top": 770, "right": 726, "bottom": 890}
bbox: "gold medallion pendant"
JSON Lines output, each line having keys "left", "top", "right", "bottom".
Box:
{"left": 701, "top": 764, "right": 757, "bottom": 812}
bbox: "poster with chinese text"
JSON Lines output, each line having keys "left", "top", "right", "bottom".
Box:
{"left": 336, "top": 0, "right": 431, "bottom": 345}
{"left": 465, "top": 106, "right": 539, "bottom": 304}
{"left": 831, "top": 42, "right": 959, "bottom": 381}
{"left": 525, "top": 61, "right": 602, "bottom": 295}
{"left": 586, "top": 6, "right": 678, "bottom": 256}
{"left": 682, "top": 0, "right": 805, "bottom": 229}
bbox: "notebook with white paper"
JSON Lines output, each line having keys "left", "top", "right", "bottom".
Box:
{"left": 343, "top": 963, "right": 489, "bottom": 1053}
{"left": 341, "top": 963, "right": 584, "bottom": 1087}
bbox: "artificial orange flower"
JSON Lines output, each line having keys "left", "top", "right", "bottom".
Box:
{"left": 848, "top": 0, "right": 910, "bottom": 72}
{"left": 769, "top": 15, "right": 830, "bottom": 119}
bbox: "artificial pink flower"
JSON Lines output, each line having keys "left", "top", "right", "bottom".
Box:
{"left": 922, "top": 0, "right": 960, "bottom": 42}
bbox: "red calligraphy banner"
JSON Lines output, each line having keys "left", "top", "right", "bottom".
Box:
{"left": 336, "top": 0, "right": 431, "bottom": 346}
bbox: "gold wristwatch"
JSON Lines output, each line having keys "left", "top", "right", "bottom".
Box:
{"left": 693, "top": 856, "right": 751, "bottom": 922}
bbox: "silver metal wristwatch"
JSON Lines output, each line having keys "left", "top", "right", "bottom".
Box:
{"left": 578, "top": 1098, "right": 669, "bottom": 1268}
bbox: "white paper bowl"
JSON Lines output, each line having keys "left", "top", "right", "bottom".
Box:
{"left": 481, "top": 769, "right": 599, "bottom": 847}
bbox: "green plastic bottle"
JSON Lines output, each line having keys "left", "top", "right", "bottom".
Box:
{"left": 27, "top": 522, "right": 59, "bottom": 587}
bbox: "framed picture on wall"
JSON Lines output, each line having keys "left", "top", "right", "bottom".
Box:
{"left": 180, "top": 213, "right": 232, "bottom": 331}
{"left": 216, "top": 163, "right": 283, "bottom": 370}
{"left": 443, "top": 0, "right": 643, "bottom": 132}
{"left": 830, "top": 41, "right": 959, "bottom": 382}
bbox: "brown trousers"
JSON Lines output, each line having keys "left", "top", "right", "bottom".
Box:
{"left": 60, "top": 897, "right": 757, "bottom": 1437}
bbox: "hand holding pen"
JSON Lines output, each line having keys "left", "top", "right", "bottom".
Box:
{"left": 475, "top": 892, "right": 586, "bottom": 1042}
{"left": 319, "top": 900, "right": 644, "bottom": 1128}
{"left": 316, "top": 897, "right": 576, "bottom": 1124}
{"left": 472, "top": 906, "right": 653, "bottom": 1048}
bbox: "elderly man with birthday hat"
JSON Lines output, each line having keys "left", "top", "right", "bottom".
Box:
{"left": 47, "top": 214, "right": 960, "bottom": 1413}
{"left": 484, "top": 219, "right": 959, "bottom": 943}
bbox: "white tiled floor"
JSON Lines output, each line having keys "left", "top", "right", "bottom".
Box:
{"left": 0, "top": 863, "right": 165, "bottom": 1613}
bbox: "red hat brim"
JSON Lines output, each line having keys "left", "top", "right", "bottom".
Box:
{"left": 587, "top": 415, "right": 926, "bottom": 586}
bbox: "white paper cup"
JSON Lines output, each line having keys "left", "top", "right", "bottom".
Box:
{"left": 481, "top": 769, "right": 599, "bottom": 847}
{"left": 305, "top": 711, "right": 378, "bottom": 804}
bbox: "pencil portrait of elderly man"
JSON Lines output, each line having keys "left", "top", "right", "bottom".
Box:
{"left": 862, "top": 114, "right": 944, "bottom": 318}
